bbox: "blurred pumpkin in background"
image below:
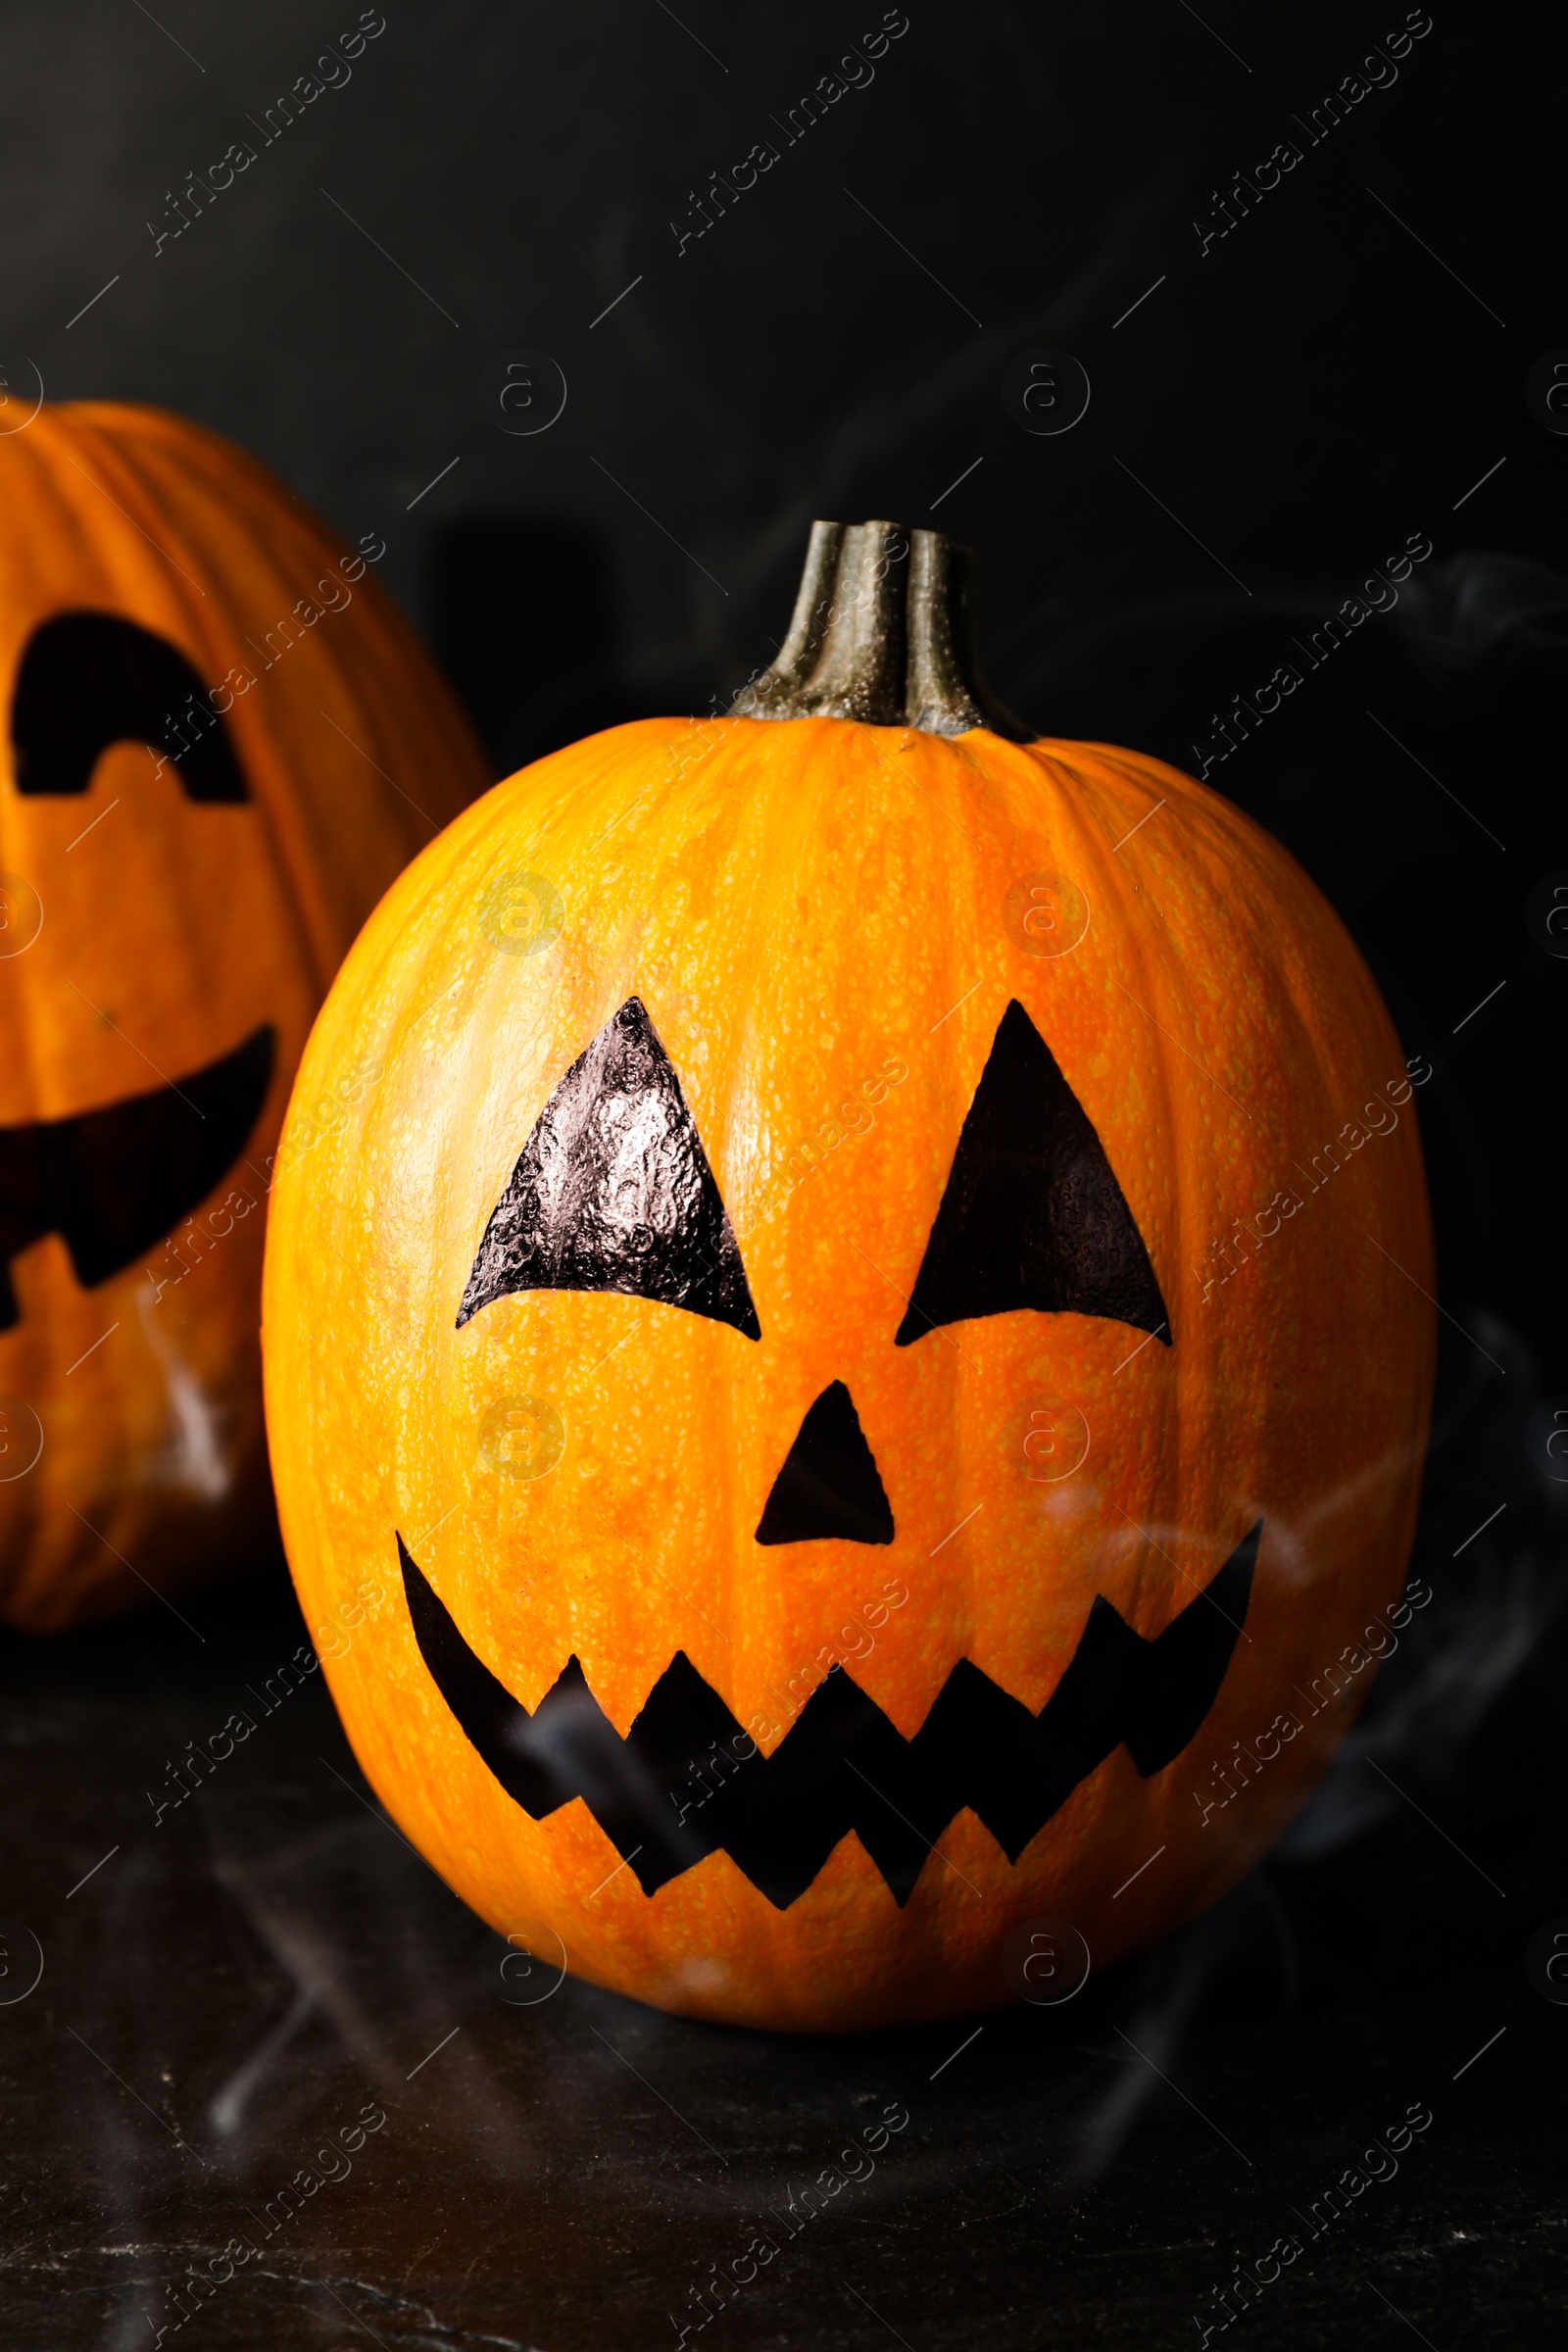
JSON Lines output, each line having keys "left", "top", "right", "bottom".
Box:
{"left": 0, "top": 401, "right": 489, "bottom": 1631}
{"left": 264, "top": 519, "right": 1435, "bottom": 2031}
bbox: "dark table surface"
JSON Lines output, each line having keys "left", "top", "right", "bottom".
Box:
{"left": 1, "top": 3, "right": 1563, "bottom": 2344}
{"left": 4, "top": 1347, "right": 1563, "bottom": 2352}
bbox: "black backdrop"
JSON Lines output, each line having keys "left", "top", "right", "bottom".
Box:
{"left": 3, "top": 5, "right": 1565, "bottom": 2348}
{"left": 11, "top": 0, "right": 1560, "bottom": 1353}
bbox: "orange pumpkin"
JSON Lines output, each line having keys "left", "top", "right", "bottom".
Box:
{"left": 1, "top": 401, "right": 489, "bottom": 1631}
{"left": 263, "top": 519, "right": 1435, "bottom": 2031}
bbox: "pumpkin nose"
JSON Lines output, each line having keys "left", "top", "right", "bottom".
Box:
{"left": 755, "top": 1381, "right": 895, "bottom": 1546}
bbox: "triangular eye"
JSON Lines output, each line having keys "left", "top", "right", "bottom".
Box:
{"left": 457, "top": 997, "right": 760, "bottom": 1338}
{"left": 896, "top": 1000, "right": 1170, "bottom": 1348}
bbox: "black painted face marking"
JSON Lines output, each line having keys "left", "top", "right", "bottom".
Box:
{"left": 755, "top": 1381, "right": 894, "bottom": 1546}
{"left": 458, "top": 996, "right": 760, "bottom": 1338}
{"left": 896, "top": 999, "right": 1170, "bottom": 1348}
{"left": 11, "top": 612, "right": 248, "bottom": 801}
{"left": 1, "top": 618, "right": 270, "bottom": 1329}
{"left": 0, "top": 1027, "right": 274, "bottom": 1329}
{"left": 398, "top": 1522, "right": 1257, "bottom": 1908}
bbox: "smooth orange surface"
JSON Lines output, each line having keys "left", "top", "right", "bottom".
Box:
{"left": 0, "top": 402, "right": 489, "bottom": 1629}
{"left": 264, "top": 714, "right": 1435, "bottom": 2029}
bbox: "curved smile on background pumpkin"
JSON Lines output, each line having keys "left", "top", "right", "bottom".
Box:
{"left": 397, "top": 1522, "right": 1258, "bottom": 1909}
{"left": 0, "top": 1024, "right": 275, "bottom": 1330}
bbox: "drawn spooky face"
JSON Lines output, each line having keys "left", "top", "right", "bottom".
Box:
{"left": 400, "top": 995, "right": 1259, "bottom": 1911}
{"left": 1, "top": 613, "right": 274, "bottom": 1331}
{"left": 265, "top": 710, "right": 1434, "bottom": 2029}
{"left": 0, "top": 398, "right": 488, "bottom": 1630}
{"left": 0, "top": 595, "right": 295, "bottom": 1633}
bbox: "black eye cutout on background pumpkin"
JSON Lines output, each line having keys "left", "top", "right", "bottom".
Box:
{"left": 12, "top": 612, "right": 248, "bottom": 800}
{"left": 0, "top": 611, "right": 273, "bottom": 1329}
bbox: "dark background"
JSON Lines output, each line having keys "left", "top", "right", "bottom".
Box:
{"left": 2, "top": 3, "right": 1565, "bottom": 2346}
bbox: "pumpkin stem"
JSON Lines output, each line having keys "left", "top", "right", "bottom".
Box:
{"left": 730, "top": 518, "right": 1028, "bottom": 737}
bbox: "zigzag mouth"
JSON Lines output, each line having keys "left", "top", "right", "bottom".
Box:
{"left": 0, "top": 1025, "right": 275, "bottom": 1331}
{"left": 397, "top": 1521, "right": 1259, "bottom": 1909}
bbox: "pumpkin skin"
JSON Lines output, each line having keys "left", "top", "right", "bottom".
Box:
{"left": 0, "top": 402, "right": 489, "bottom": 1631}
{"left": 264, "top": 538, "right": 1434, "bottom": 2033}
